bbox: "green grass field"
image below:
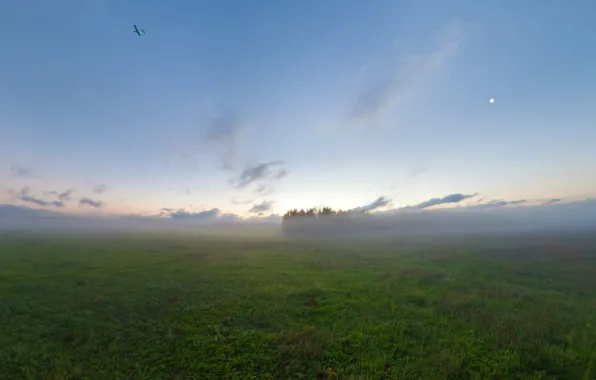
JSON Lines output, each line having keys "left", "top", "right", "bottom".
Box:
{"left": 1, "top": 231, "right": 595, "bottom": 379}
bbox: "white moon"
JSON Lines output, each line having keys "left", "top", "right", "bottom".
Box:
{"left": 489, "top": 98, "right": 495, "bottom": 103}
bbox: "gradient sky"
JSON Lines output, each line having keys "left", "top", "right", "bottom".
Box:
{"left": 2, "top": 0, "right": 596, "bottom": 217}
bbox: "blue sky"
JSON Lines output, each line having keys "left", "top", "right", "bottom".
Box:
{"left": 2, "top": 0, "right": 595, "bottom": 218}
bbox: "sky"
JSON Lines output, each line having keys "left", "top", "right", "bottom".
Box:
{"left": 1, "top": 0, "right": 596, "bottom": 220}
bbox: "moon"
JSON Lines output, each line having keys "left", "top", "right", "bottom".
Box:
{"left": 489, "top": 98, "right": 495, "bottom": 103}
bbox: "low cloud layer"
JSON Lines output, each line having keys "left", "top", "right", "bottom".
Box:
{"left": 283, "top": 198, "right": 596, "bottom": 239}
{"left": 157, "top": 207, "right": 239, "bottom": 222}
{"left": 465, "top": 199, "right": 526, "bottom": 210}
{"left": 402, "top": 193, "right": 478, "bottom": 211}
{"left": 10, "top": 185, "right": 106, "bottom": 210}
{"left": 351, "top": 196, "right": 393, "bottom": 212}
{"left": 16, "top": 187, "right": 64, "bottom": 208}
{"left": 2, "top": 197, "right": 596, "bottom": 236}
{"left": 167, "top": 208, "right": 221, "bottom": 220}
{"left": 79, "top": 197, "right": 104, "bottom": 208}
{"left": 46, "top": 189, "right": 76, "bottom": 202}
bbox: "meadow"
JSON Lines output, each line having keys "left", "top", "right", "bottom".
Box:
{"left": 0, "top": 231, "right": 595, "bottom": 379}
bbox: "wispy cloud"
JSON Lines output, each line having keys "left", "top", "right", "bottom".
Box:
{"left": 404, "top": 192, "right": 477, "bottom": 211}
{"left": 17, "top": 187, "right": 64, "bottom": 208}
{"left": 168, "top": 108, "right": 249, "bottom": 172}
{"left": 45, "top": 189, "right": 76, "bottom": 202}
{"left": 542, "top": 198, "right": 562, "bottom": 206}
{"left": 408, "top": 167, "right": 427, "bottom": 179}
{"left": 157, "top": 207, "right": 175, "bottom": 217}
{"left": 202, "top": 110, "right": 247, "bottom": 170}
{"left": 351, "top": 196, "right": 393, "bottom": 212}
{"left": 79, "top": 197, "right": 104, "bottom": 208}
{"left": 92, "top": 184, "right": 107, "bottom": 194}
{"left": 204, "top": 111, "right": 244, "bottom": 144}
{"left": 235, "top": 161, "right": 287, "bottom": 189}
{"left": 3, "top": 198, "right": 596, "bottom": 233}
{"left": 249, "top": 200, "right": 274, "bottom": 215}
{"left": 158, "top": 207, "right": 241, "bottom": 222}
{"left": 164, "top": 208, "right": 221, "bottom": 220}
{"left": 232, "top": 198, "right": 253, "bottom": 205}
{"left": 275, "top": 169, "right": 288, "bottom": 179}
{"left": 255, "top": 183, "right": 276, "bottom": 196}
{"left": 465, "top": 199, "right": 526, "bottom": 210}
{"left": 347, "top": 22, "right": 463, "bottom": 127}
{"left": 10, "top": 165, "right": 32, "bottom": 178}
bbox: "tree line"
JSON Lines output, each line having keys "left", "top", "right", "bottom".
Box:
{"left": 281, "top": 206, "right": 369, "bottom": 238}
{"left": 282, "top": 207, "right": 367, "bottom": 219}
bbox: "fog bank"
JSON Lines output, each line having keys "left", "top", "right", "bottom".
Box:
{"left": 2, "top": 198, "right": 595, "bottom": 238}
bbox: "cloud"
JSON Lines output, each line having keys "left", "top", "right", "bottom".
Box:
{"left": 408, "top": 167, "right": 427, "bottom": 179}
{"left": 275, "top": 169, "right": 288, "bottom": 179}
{"left": 168, "top": 108, "right": 249, "bottom": 172}
{"left": 173, "top": 108, "right": 288, "bottom": 196}
{"left": 255, "top": 183, "right": 275, "bottom": 196}
{"left": 0, "top": 204, "right": 60, "bottom": 218}
{"left": 158, "top": 207, "right": 242, "bottom": 222}
{"left": 93, "top": 184, "right": 107, "bottom": 194}
{"left": 165, "top": 208, "right": 221, "bottom": 220}
{"left": 157, "top": 207, "right": 175, "bottom": 217}
{"left": 247, "top": 213, "right": 282, "bottom": 223}
{"left": 202, "top": 110, "right": 247, "bottom": 170}
{"left": 236, "top": 161, "right": 286, "bottom": 189}
{"left": 542, "top": 198, "right": 562, "bottom": 206}
{"left": 404, "top": 192, "right": 477, "bottom": 211}
{"left": 0, "top": 203, "right": 277, "bottom": 231}
{"left": 347, "top": 22, "right": 462, "bottom": 127}
{"left": 204, "top": 112, "right": 243, "bottom": 143}
{"left": 201, "top": 112, "right": 288, "bottom": 196}
{"left": 59, "top": 189, "right": 76, "bottom": 201}
{"left": 232, "top": 198, "right": 253, "bottom": 205}
{"left": 351, "top": 196, "right": 393, "bottom": 212}
{"left": 3, "top": 198, "right": 596, "bottom": 234}
{"left": 218, "top": 212, "right": 242, "bottom": 222}
{"left": 249, "top": 200, "right": 274, "bottom": 215}
{"left": 465, "top": 199, "right": 526, "bottom": 210}
{"left": 79, "top": 197, "right": 104, "bottom": 208}
{"left": 45, "top": 189, "right": 76, "bottom": 202}
{"left": 16, "top": 187, "right": 64, "bottom": 208}
{"left": 10, "top": 166, "right": 32, "bottom": 178}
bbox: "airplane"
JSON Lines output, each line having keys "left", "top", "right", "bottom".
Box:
{"left": 133, "top": 25, "right": 145, "bottom": 36}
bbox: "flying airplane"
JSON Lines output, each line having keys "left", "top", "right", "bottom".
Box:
{"left": 133, "top": 25, "right": 145, "bottom": 36}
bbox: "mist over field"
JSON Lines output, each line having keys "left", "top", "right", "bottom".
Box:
{"left": 2, "top": 198, "right": 595, "bottom": 238}
{"left": 1, "top": 227, "right": 596, "bottom": 379}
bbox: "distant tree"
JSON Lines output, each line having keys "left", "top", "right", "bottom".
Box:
{"left": 318, "top": 207, "right": 335, "bottom": 216}
{"left": 281, "top": 205, "right": 369, "bottom": 238}
{"left": 305, "top": 208, "right": 317, "bottom": 217}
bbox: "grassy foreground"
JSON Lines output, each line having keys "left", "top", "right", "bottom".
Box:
{"left": 1, "top": 231, "right": 595, "bottom": 379}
